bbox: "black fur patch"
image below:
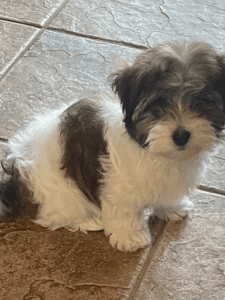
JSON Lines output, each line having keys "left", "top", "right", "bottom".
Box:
{"left": 0, "top": 161, "right": 39, "bottom": 221}
{"left": 60, "top": 99, "right": 108, "bottom": 208}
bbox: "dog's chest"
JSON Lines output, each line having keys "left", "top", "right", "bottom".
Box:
{"left": 141, "top": 156, "right": 204, "bottom": 204}
{"left": 118, "top": 153, "right": 203, "bottom": 205}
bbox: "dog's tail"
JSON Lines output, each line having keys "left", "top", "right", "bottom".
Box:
{"left": 0, "top": 159, "right": 39, "bottom": 222}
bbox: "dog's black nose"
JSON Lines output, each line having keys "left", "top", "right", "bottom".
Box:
{"left": 172, "top": 127, "right": 190, "bottom": 146}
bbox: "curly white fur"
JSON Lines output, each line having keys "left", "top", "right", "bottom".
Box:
{"left": 2, "top": 92, "right": 215, "bottom": 251}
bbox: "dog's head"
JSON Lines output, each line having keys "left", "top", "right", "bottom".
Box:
{"left": 110, "top": 41, "right": 225, "bottom": 159}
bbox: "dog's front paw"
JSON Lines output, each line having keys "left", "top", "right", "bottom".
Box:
{"left": 109, "top": 229, "right": 151, "bottom": 252}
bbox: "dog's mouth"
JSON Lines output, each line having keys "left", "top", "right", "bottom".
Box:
{"left": 177, "top": 146, "right": 186, "bottom": 151}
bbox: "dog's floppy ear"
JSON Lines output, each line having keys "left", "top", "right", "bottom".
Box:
{"left": 109, "top": 60, "right": 138, "bottom": 125}
{"left": 109, "top": 54, "right": 163, "bottom": 125}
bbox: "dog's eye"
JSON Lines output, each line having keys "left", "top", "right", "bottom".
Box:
{"left": 191, "top": 98, "right": 211, "bottom": 110}
{"left": 191, "top": 94, "right": 220, "bottom": 111}
{"left": 194, "top": 102, "right": 204, "bottom": 109}
{"left": 150, "top": 97, "right": 167, "bottom": 108}
{"left": 143, "top": 97, "right": 168, "bottom": 118}
{"left": 203, "top": 98, "right": 215, "bottom": 106}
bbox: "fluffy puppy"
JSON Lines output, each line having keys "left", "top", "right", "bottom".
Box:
{"left": 1, "top": 40, "right": 225, "bottom": 251}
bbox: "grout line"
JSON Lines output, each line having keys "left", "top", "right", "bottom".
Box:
{"left": 0, "top": 0, "right": 70, "bottom": 81}
{"left": 0, "top": 16, "right": 42, "bottom": 28}
{"left": 197, "top": 184, "right": 225, "bottom": 196}
{"left": 0, "top": 17, "right": 148, "bottom": 51}
{"left": 0, "top": 137, "right": 9, "bottom": 142}
{"left": 125, "top": 220, "right": 167, "bottom": 300}
{"left": 0, "top": 28, "right": 44, "bottom": 80}
{"left": 47, "top": 26, "right": 148, "bottom": 50}
{"left": 41, "top": 0, "right": 71, "bottom": 28}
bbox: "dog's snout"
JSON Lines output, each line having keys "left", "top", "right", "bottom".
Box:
{"left": 172, "top": 127, "right": 190, "bottom": 147}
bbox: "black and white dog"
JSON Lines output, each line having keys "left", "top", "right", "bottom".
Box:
{"left": 1, "top": 40, "right": 225, "bottom": 251}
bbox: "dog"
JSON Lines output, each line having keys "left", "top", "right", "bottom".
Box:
{"left": 1, "top": 40, "right": 225, "bottom": 252}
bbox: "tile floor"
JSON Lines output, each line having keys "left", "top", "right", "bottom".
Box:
{"left": 0, "top": 1, "right": 225, "bottom": 299}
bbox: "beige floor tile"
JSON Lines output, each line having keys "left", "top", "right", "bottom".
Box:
{"left": 0, "top": 217, "right": 167, "bottom": 300}
{"left": 134, "top": 191, "right": 225, "bottom": 300}
{"left": 48, "top": 0, "right": 167, "bottom": 47}
{"left": 48, "top": 0, "right": 225, "bottom": 49}
{"left": 0, "top": 0, "right": 65, "bottom": 26}
{"left": 0, "top": 30, "right": 140, "bottom": 138}
{"left": 0, "top": 20, "right": 39, "bottom": 77}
